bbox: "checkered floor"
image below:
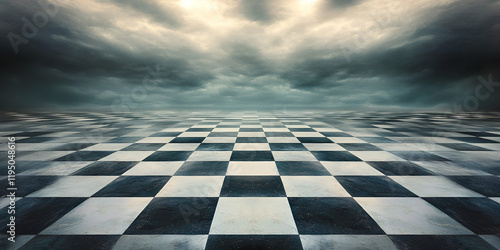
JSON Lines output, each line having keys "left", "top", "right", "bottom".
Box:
{"left": 1, "top": 111, "right": 499, "bottom": 250}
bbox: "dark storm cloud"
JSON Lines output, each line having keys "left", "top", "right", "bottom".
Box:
{"left": 237, "top": 0, "right": 276, "bottom": 23}
{"left": 107, "top": 0, "right": 183, "bottom": 28}
{"left": 0, "top": 0, "right": 499, "bottom": 111}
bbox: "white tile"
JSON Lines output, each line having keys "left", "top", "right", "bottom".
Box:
{"left": 263, "top": 128, "right": 290, "bottom": 132}
{"left": 17, "top": 151, "right": 73, "bottom": 161}
{"left": 413, "top": 161, "right": 490, "bottom": 175}
{"left": 233, "top": 143, "right": 270, "bottom": 151}
{"left": 16, "top": 143, "right": 65, "bottom": 151}
{"left": 81, "top": 143, "right": 131, "bottom": 151}
{"left": 300, "top": 235, "right": 397, "bottom": 250}
{"left": 226, "top": 161, "right": 279, "bottom": 175}
{"left": 303, "top": 143, "right": 345, "bottom": 151}
{"left": 281, "top": 176, "right": 350, "bottom": 197}
{"left": 160, "top": 128, "right": 188, "bottom": 132}
{"left": 491, "top": 197, "right": 500, "bottom": 204}
{"left": 123, "top": 162, "right": 184, "bottom": 176}
{"left": 212, "top": 128, "right": 239, "bottom": 132}
{"left": 356, "top": 197, "right": 473, "bottom": 235}
{"left": 41, "top": 197, "right": 152, "bottom": 234}
{"left": 99, "top": 151, "right": 154, "bottom": 161}
{"left": 266, "top": 137, "right": 301, "bottom": 143}
{"left": 314, "top": 128, "right": 342, "bottom": 132}
{"left": 28, "top": 176, "right": 117, "bottom": 197}
{"left": 329, "top": 137, "right": 366, "bottom": 143}
{"left": 158, "top": 143, "right": 200, "bottom": 151}
{"left": 292, "top": 132, "right": 324, "bottom": 137}
{"left": 322, "top": 161, "right": 384, "bottom": 176}
{"left": 187, "top": 151, "right": 232, "bottom": 161}
{"left": 156, "top": 176, "right": 224, "bottom": 197}
{"left": 480, "top": 235, "right": 500, "bottom": 250}
{"left": 19, "top": 161, "right": 91, "bottom": 175}
{"left": 136, "top": 137, "right": 174, "bottom": 143}
{"left": 390, "top": 176, "right": 483, "bottom": 197}
{"left": 178, "top": 132, "right": 210, "bottom": 137}
{"left": 210, "top": 197, "right": 297, "bottom": 234}
{"left": 272, "top": 151, "right": 317, "bottom": 161}
{"left": 351, "top": 151, "right": 404, "bottom": 161}
{"left": 237, "top": 132, "right": 266, "bottom": 137}
{"left": 112, "top": 235, "right": 208, "bottom": 250}
{"left": 202, "top": 137, "right": 237, "bottom": 143}
{"left": 471, "top": 143, "right": 500, "bottom": 150}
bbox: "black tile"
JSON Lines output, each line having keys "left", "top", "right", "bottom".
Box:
{"left": 19, "top": 235, "right": 120, "bottom": 250}
{"left": 187, "top": 128, "right": 213, "bottom": 132}
{"left": 0, "top": 198, "right": 85, "bottom": 234}
{"left": 390, "top": 151, "right": 449, "bottom": 161}
{"left": 320, "top": 132, "right": 352, "bottom": 137}
{"left": 73, "top": 161, "right": 137, "bottom": 175}
{"left": 424, "top": 197, "right": 500, "bottom": 234}
{"left": 389, "top": 235, "right": 497, "bottom": 250}
{"left": 196, "top": 143, "right": 234, "bottom": 151}
{"left": 17, "top": 137, "right": 54, "bottom": 143}
{"left": 289, "top": 128, "right": 315, "bottom": 132}
{"left": 170, "top": 137, "right": 205, "bottom": 143}
{"left": 208, "top": 132, "right": 238, "bottom": 137}
{"left": 54, "top": 151, "right": 114, "bottom": 161}
{"left": 1, "top": 161, "right": 51, "bottom": 175}
{"left": 288, "top": 197, "right": 384, "bottom": 234}
{"left": 150, "top": 132, "right": 182, "bottom": 137}
{"left": 276, "top": 161, "right": 330, "bottom": 176}
{"left": 338, "top": 143, "right": 382, "bottom": 151}
{"left": 269, "top": 143, "right": 307, "bottom": 151}
{"left": 205, "top": 235, "right": 303, "bottom": 250}
{"left": 239, "top": 128, "right": 264, "bottom": 132}
{"left": 450, "top": 137, "right": 498, "bottom": 143}
{"left": 0, "top": 176, "right": 59, "bottom": 197}
{"left": 198, "top": 122, "right": 219, "bottom": 125}
{"left": 216, "top": 125, "right": 240, "bottom": 128}
{"left": 375, "top": 132, "right": 408, "bottom": 137}
{"left": 125, "top": 197, "right": 218, "bottom": 234}
{"left": 336, "top": 176, "right": 416, "bottom": 197}
{"left": 144, "top": 151, "right": 192, "bottom": 161}
{"left": 9, "top": 132, "right": 51, "bottom": 137}
{"left": 220, "top": 176, "right": 286, "bottom": 197}
{"left": 311, "top": 151, "right": 361, "bottom": 161}
{"left": 261, "top": 124, "right": 286, "bottom": 128}
{"left": 265, "top": 132, "right": 294, "bottom": 137}
{"left": 51, "top": 143, "right": 96, "bottom": 151}
{"left": 438, "top": 143, "right": 492, "bottom": 151}
{"left": 121, "top": 143, "right": 165, "bottom": 151}
{"left": 175, "top": 161, "right": 228, "bottom": 176}
{"left": 448, "top": 176, "right": 500, "bottom": 197}
{"left": 455, "top": 161, "right": 500, "bottom": 175}
{"left": 297, "top": 137, "right": 332, "bottom": 143}
{"left": 358, "top": 137, "right": 394, "bottom": 143}
{"left": 93, "top": 176, "right": 170, "bottom": 197}
{"left": 460, "top": 132, "right": 500, "bottom": 137}
{"left": 230, "top": 151, "right": 274, "bottom": 161}
{"left": 106, "top": 137, "right": 142, "bottom": 143}
{"left": 367, "top": 161, "right": 434, "bottom": 175}
{"left": 236, "top": 137, "right": 268, "bottom": 143}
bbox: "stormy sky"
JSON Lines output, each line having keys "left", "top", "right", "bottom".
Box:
{"left": 1, "top": 0, "right": 499, "bottom": 111}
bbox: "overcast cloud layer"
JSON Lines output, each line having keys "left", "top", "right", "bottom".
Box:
{"left": 1, "top": 0, "right": 499, "bottom": 111}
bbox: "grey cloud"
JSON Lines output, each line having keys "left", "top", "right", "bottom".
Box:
{"left": 0, "top": 0, "right": 499, "bottom": 111}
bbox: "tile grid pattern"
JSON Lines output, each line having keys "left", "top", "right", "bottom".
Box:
{"left": 0, "top": 111, "right": 499, "bottom": 250}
